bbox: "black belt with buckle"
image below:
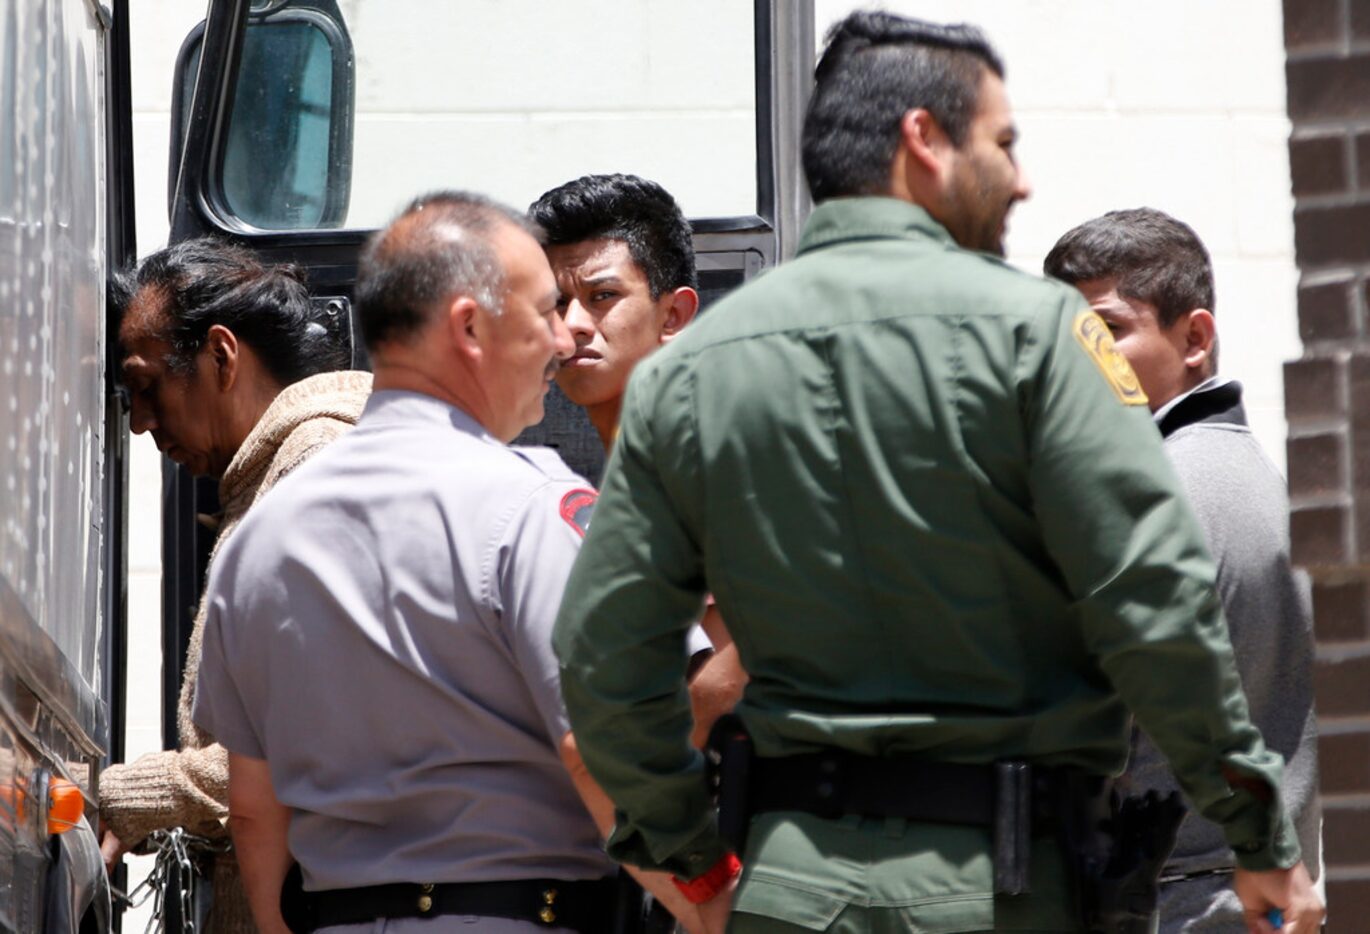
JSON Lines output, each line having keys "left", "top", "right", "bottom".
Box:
{"left": 279, "top": 863, "right": 618, "bottom": 932}
{"left": 708, "top": 715, "right": 1109, "bottom": 899}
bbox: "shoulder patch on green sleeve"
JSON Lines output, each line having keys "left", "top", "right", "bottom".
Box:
{"left": 1071, "top": 310, "right": 1150, "bottom": 407}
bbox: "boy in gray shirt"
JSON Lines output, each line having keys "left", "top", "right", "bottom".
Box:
{"left": 1046, "top": 208, "right": 1322, "bottom": 932}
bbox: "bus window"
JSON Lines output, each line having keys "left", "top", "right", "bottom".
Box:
{"left": 208, "top": 0, "right": 758, "bottom": 230}
{"left": 172, "top": 1, "right": 353, "bottom": 230}
{"left": 222, "top": 19, "right": 344, "bottom": 228}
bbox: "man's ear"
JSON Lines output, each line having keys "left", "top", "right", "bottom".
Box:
{"left": 205, "top": 324, "right": 240, "bottom": 391}
{"left": 445, "top": 295, "right": 483, "bottom": 362}
{"left": 900, "top": 109, "right": 953, "bottom": 176}
{"left": 889, "top": 109, "right": 956, "bottom": 203}
{"left": 659, "top": 287, "right": 700, "bottom": 343}
{"left": 1183, "top": 309, "right": 1216, "bottom": 372}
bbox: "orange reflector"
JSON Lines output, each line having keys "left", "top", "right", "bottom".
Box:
{"left": 47, "top": 777, "right": 82, "bottom": 835}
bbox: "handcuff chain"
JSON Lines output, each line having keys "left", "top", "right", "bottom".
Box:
{"left": 117, "top": 828, "right": 230, "bottom": 934}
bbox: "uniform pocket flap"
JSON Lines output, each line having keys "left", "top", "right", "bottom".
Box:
{"left": 732, "top": 873, "right": 848, "bottom": 931}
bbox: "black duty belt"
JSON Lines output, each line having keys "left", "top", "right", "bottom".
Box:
{"left": 280, "top": 863, "right": 618, "bottom": 933}
{"left": 733, "top": 747, "right": 1108, "bottom": 897}
{"left": 706, "top": 716, "right": 1115, "bottom": 897}
{"left": 713, "top": 722, "right": 1182, "bottom": 929}
{"left": 747, "top": 752, "right": 1031, "bottom": 826}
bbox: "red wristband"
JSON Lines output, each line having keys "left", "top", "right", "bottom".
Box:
{"left": 671, "top": 852, "right": 742, "bottom": 904}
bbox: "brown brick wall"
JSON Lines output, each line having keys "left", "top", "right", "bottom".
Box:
{"left": 1284, "top": 0, "right": 1370, "bottom": 925}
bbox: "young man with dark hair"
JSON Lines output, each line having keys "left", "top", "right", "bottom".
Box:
{"left": 531, "top": 173, "right": 746, "bottom": 875}
{"left": 530, "top": 173, "right": 744, "bottom": 746}
{"left": 554, "top": 10, "right": 1321, "bottom": 933}
{"left": 530, "top": 173, "right": 700, "bottom": 449}
{"left": 1043, "top": 207, "right": 1219, "bottom": 408}
{"left": 1045, "top": 207, "right": 1323, "bottom": 932}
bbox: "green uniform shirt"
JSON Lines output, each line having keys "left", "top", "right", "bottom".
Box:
{"left": 553, "top": 198, "right": 1298, "bottom": 902}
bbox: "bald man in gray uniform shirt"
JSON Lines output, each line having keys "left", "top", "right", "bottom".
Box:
{"left": 194, "top": 192, "right": 616, "bottom": 934}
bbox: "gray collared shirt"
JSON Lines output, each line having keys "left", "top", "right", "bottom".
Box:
{"left": 194, "top": 390, "right": 615, "bottom": 890}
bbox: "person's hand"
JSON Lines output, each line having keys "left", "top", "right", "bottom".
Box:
{"left": 689, "top": 643, "right": 748, "bottom": 749}
{"left": 1233, "top": 861, "right": 1323, "bottom": 933}
{"left": 696, "top": 874, "right": 738, "bottom": 934}
{"left": 99, "top": 820, "right": 130, "bottom": 876}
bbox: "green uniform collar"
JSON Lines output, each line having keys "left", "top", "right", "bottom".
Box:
{"left": 797, "top": 196, "right": 956, "bottom": 256}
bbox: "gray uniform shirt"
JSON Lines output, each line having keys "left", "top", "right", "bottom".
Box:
{"left": 193, "top": 390, "right": 615, "bottom": 890}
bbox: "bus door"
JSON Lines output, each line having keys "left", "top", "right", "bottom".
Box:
{"left": 159, "top": 0, "right": 813, "bottom": 751}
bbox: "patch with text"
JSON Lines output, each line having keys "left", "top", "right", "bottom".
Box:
{"left": 1072, "top": 310, "right": 1149, "bottom": 406}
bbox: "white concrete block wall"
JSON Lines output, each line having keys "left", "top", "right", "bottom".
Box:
{"left": 116, "top": 449, "right": 164, "bottom": 924}
{"left": 346, "top": 112, "right": 758, "bottom": 221}
{"left": 338, "top": 0, "right": 757, "bottom": 223}
{"left": 123, "top": 415, "right": 166, "bottom": 766}
{"left": 1110, "top": 4, "right": 1287, "bottom": 113}
{"left": 341, "top": 1, "right": 755, "bottom": 112}
{"left": 120, "top": 1, "right": 206, "bottom": 925}
{"left": 129, "top": 1, "right": 203, "bottom": 258}
{"left": 115, "top": 0, "right": 1297, "bottom": 921}
{"left": 1233, "top": 116, "right": 1302, "bottom": 258}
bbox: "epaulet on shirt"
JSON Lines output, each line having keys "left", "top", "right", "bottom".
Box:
{"left": 511, "top": 444, "right": 597, "bottom": 538}
{"left": 511, "top": 444, "right": 591, "bottom": 487}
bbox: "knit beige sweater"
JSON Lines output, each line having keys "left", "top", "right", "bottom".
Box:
{"left": 100, "top": 369, "right": 372, "bottom": 933}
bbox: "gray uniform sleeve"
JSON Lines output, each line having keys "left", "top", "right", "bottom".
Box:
{"left": 494, "top": 481, "right": 595, "bottom": 745}
{"left": 191, "top": 551, "right": 267, "bottom": 760}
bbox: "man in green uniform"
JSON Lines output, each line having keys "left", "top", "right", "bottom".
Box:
{"left": 552, "top": 11, "right": 1323, "bottom": 933}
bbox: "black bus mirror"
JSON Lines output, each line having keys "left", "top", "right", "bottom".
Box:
{"left": 169, "top": 0, "right": 355, "bottom": 230}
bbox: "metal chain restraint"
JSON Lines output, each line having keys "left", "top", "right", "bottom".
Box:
{"left": 117, "top": 828, "right": 231, "bottom": 934}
